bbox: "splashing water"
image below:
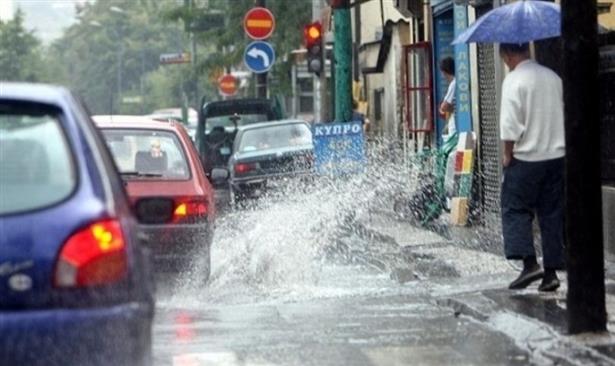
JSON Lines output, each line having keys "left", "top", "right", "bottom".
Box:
{"left": 167, "top": 138, "right": 512, "bottom": 305}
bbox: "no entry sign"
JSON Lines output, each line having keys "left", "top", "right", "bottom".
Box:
{"left": 218, "top": 74, "right": 238, "bottom": 96}
{"left": 244, "top": 7, "right": 275, "bottom": 40}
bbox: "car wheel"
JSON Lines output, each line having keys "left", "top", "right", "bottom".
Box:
{"left": 202, "top": 240, "right": 211, "bottom": 284}
{"left": 229, "top": 185, "right": 236, "bottom": 207}
{"left": 229, "top": 185, "right": 244, "bottom": 207}
{"left": 133, "top": 321, "right": 153, "bottom": 366}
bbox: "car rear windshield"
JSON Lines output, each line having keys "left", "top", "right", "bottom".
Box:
{"left": 101, "top": 129, "right": 190, "bottom": 180}
{"left": 206, "top": 113, "right": 269, "bottom": 132}
{"left": 238, "top": 123, "right": 312, "bottom": 153}
{"left": 0, "top": 105, "right": 75, "bottom": 215}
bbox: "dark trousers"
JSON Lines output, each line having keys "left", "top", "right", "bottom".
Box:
{"left": 501, "top": 157, "right": 565, "bottom": 269}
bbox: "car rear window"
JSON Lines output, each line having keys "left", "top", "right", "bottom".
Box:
{"left": 206, "top": 113, "right": 269, "bottom": 132}
{"left": 238, "top": 123, "right": 312, "bottom": 153}
{"left": 101, "top": 129, "right": 190, "bottom": 180}
{"left": 0, "top": 107, "right": 75, "bottom": 215}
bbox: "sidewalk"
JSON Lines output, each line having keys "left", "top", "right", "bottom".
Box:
{"left": 364, "top": 211, "right": 615, "bottom": 365}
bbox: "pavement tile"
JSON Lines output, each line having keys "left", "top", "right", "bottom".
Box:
{"left": 370, "top": 211, "right": 615, "bottom": 364}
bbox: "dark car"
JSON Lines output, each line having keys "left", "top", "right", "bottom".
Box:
{"left": 227, "top": 120, "right": 314, "bottom": 203}
{"left": 196, "top": 98, "right": 281, "bottom": 187}
{"left": 0, "top": 84, "right": 156, "bottom": 366}
{"left": 94, "top": 116, "right": 216, "bottom": 281}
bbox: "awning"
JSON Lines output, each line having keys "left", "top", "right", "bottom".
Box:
{"left": 431, "top": 0, "right": 453, "bottom": 17}
{"left": 359, "top": 21, "right": 395, "bottom": 74}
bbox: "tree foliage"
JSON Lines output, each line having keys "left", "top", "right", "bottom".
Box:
{"left": 1, "top": 0, "right": 312, "bottom": 114}
{"left": 44, "top": 0, "right": 209, "bottom": 115}
{"left": 168, "top": 0, "right": 312, "bottom": 96}
{"left": 0, "top": 9, "right": 45, "bottom": 82}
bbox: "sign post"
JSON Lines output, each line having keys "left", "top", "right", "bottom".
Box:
{"left": 312, "top": 121, "right": 366, "bottom": 176}
{"left": 244, "top": 7, "right": 275, "bottom": 40}
{"left": 244, "top": 6, "right": 275, "bottom": 98}
{"left": 453, "top": 5, "right": 472, "bottom": 133}
{"left": 159, "top": 52, "right": 191, "bottom": 65}
{"left": 244, "top": 41, "right": 276, "bottom": 74}
{"left": 218, "top": 74, "right": 238, "bottom": 97}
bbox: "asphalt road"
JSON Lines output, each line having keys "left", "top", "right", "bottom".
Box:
{"left": 151, "top": 191, "right": 530, "bottom": 366}
{"left": 153, "top": 263, "right": 529, "bottom": 366}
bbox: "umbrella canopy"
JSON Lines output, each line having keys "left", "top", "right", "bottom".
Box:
{"left": 452, "top": 0, "right": 561, "bottom": 45}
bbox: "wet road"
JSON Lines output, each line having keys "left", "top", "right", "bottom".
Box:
{"left": 153, "top": 264, "right": 529, "bottom": 366}
{"left": 151, "top": 176, "right": 530, "bottom": 366}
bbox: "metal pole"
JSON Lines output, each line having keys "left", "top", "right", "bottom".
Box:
{"left": 140, "top": 50, "right": 145, "bottom": 114}
{"left": 353, "top": 1, "right": 361, "bottom": 82}
{"left": 562, "top": 0, "right": 607, "bottom": 334}
{"left": 333, "top": 0, "right": 352, "bottom": 122}
{"left": 191, "top": 0, "right": 199, "bottom": 111}
{"left": 313, "top": 0, "right": 322, "bottom": 122}
{"left": 255, "top": 0, "right": 268, "bottom": 99}
{"left": 117, "top": 43, "right": 124, "bottom": 113}
{"left": 292, "top": 64, "right": 298, "bottom": 117}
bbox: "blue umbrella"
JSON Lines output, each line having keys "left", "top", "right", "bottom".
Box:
{"left": 452, "top": 0, "right": 561, "bottom": 44}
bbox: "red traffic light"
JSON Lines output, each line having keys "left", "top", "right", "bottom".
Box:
{"left": 303, "top": 22, "right": 322, "bottom": 48}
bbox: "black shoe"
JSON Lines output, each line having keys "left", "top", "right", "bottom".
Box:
{"left": 509, "top": 268, "right": 544, "bottom": 290}
{"left": 538, "top": 277, "right": 559, "bottom": 292}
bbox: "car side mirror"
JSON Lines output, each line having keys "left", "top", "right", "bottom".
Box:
{"left": 134, "top": 197, "right": 174, "bottom": 224}
{"left": 211, "top": 168, "right": 229, "bottom": 182}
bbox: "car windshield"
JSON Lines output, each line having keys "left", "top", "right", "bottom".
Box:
{"left": 206, "top": 113, "right": 269, "bottom": 132}
{"left": 0, "top": 108, "right": 75, "bottom": 215}
{"left": 101, "top": 129, "right": 190, "bottom": 180}
{"left": 238, "top": 123, "right": 312, "bottom": 153}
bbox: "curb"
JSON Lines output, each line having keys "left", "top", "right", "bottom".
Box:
{"left": 438, "top": 292, "right": 615, "bottom": 365}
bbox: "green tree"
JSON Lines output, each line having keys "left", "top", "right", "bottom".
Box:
{"left": 46, "top": 0, "right": 200, "bottom": 115}
{"left": 166, "top": 0, "right": 312, "bottom": 97}
{"left": 0, "top": 9, "right": 46, "bottom": 82}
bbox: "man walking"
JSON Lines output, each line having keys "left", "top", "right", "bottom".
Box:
{"left": 499, "top": 43, "right": 566, "bottom": 292}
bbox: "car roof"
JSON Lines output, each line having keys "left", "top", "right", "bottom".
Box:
{"left": 150, "top": 108, "right": 198, "bottom": 125}
{"left": 93, "top": 115, "right": 181, "bottom": 131}
{"left": 203, "top": 98, "right": 271, "bottom": 108}
{"left": 236, "top": 119, "right": 309, "bottom": 131}
{"left": 202, "top": 98, "right": 276, "bottom": 118}
{"left": 0, "top": 82, "right": 73, "bottom": 106}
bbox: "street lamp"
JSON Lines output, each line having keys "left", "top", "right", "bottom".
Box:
{"left": 109, "top": 7, "right": 127, "bottom": 114}
{"left": 87, "top": 8, "right": 126, "bottom": 114}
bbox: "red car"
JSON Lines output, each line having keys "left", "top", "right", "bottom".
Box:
{"left": 94, "top": 115, "right": 215, "bottom": 282}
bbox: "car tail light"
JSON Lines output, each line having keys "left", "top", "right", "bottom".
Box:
{"left": 173, "top": 200, "right": 208, "bottom": 223}
{"left": 234, "top": 163, "right": 256, "bottom": 175}
{"left": 54, "top": 219, "right": 127, "bottom": 288}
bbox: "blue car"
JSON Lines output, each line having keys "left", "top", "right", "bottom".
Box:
{"left": 0, "top": 84, "right": 155, "bottom": 366}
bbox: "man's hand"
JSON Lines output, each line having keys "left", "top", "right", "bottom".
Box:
{"left": 440, "top": 101, "right": 454, "bottom": 115}
{"left": 502, "top": 155, "right": 512, "bottom": 168}
{"left": 502, "top": 140, "right": 515, "bottom": 167}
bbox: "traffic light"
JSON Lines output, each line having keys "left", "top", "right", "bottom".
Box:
{"left": 304, "top": 21, "right": 323, "bottom": 75}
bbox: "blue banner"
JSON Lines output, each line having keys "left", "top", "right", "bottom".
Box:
{"left": 454, "top": 5, "right": 473, "bottom": 133}
{"left": 312, "top": 121, "right": 366, "bottom": 176}
{"left": 433, "top": 10, "right": 454, "bottom": 146}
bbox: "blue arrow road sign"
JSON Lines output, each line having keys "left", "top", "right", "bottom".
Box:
{"left": 244, "top": 41, "right": 275, "bottom": 74}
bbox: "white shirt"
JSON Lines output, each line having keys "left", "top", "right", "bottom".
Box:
{"left": 443, "top": 78, "right": 456, "bottom": 135}
{"left": 444, "top": 78, "right": 456, "bottom": 105}
{"left": 499, "top": 60, "right": 565, "bottom": 162}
